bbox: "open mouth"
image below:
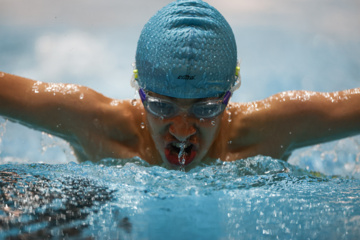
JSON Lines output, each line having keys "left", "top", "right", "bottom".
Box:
{"left": 164, "top": 142, "right": 197, "bottom": 166}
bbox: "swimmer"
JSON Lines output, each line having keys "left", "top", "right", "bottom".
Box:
{"left": 0, "top": 0, "right": 359, "bottom": 170}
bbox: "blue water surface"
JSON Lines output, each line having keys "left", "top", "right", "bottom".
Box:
{"left": 1, "top": 156, "right": 359, "bottom": 239}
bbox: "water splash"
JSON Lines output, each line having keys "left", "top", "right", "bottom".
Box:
{"left": 32, "top": 81, "right": 42, "bottom": 93}
{"left": 40, "top": 132, "right": 75, "bottom": 161}
{"left": 0, "top": 118, "right": 8, "bottom": 155}
{"left": 1, "top": 157, "right": 360, "bottom": 239}
{"left": 44, "top": 83, "right": 80, "bottom": 95}
{"left": 178, "top": 142, "right": 186, "bottom": 171}
{"left": 110, "top": 99, "right": 120, "bottom": 106}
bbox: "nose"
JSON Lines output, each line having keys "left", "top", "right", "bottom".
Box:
{"left": 168, "top": 115, "right": 196, "bottom": 141}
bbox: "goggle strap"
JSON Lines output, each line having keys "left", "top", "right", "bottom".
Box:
{"left": 139, "top": 89, "right": 147, "bottom": 102}
{"left": 223, "top": 91, "right": 231, "bottom": 105}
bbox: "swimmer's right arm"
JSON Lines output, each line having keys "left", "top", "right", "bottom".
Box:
{"left": 0, "top": 72, "right": 109, "bottom": 142}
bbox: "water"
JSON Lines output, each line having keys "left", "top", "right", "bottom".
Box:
{"left": 1, "top": 157, "right": 359, "bottom": 239}
{"left": 178, "top": 141, "right": 186, "bottom": 170}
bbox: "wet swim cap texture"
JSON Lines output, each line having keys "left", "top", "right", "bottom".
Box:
{"left": 136, "top": 0, "right": 237, "bottom": 99}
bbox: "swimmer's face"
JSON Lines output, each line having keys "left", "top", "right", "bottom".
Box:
{"left": 143, "top": 91, "right": 225, "bottom": 169}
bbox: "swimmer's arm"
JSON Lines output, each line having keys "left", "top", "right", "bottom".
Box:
{"left": 257, "top": 89, "right": 360, "bottom": 154}
{"left": 230, "top": 89, "right": 360, "bottom": 159}
{"left": 0, "top": 72, "right": 107, "bottom": 141}
{"left": 285, "top": 89, "right": 360, "bottom": 149}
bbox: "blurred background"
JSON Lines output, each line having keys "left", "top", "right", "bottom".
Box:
{"left": 0, "top": 0, "right": 359, "bottom": 175}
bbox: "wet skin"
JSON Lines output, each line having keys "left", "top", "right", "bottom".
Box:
{"left": 1, "top": 72, "right": 360, "bottom": 171}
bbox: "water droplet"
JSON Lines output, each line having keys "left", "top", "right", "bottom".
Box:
{"left": 0, "top": 72, "right": 4, "bottom": 77}
{"left": 211, "top": 120, "right": 216, "bottom": 126}
{"left": 199, "top": 118, "right": 204, "bottom": 123}
{"left": 131, "top": 99, "right": 137, "bottom": 106}
{"left": 227, "top": 112, "right": 232, "bottom": 123}
{"left": 140, "top": 122, "right": 145, "bottom": 129}
{"left": 227, "top": 141, "right": 232, "bottom": 145}
{"left": 110, "top": 100, "right": 120, "bottom": 106}
{"left": 79, "top": 93, "right": 84, "bottom": 100}
{"left": 280, "top": 145, "right": 284, "bottom": 149}
{"left": 289, "top": 131, "right": 292, "bottom": 135}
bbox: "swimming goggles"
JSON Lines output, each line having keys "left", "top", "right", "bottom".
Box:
{"left": 131, "top": 61, "right": 242, "bottom": 119}
{"left": 139, "top": 89, "right": 231, "bottom": 119}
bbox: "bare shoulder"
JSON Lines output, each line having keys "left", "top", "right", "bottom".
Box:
{"left": 88, "top": 98, "right": 146, "bottom": 142}
{"left": 69, "top": 96, "right": 149, "bottom": 161}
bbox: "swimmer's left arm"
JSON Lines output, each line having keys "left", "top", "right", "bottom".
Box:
{"left": 228, "top": 88, "right": 360, "bottom": 159}
{"left": 258, "top": 88, "right": 360, "bottom": 155}
{"left": 283, "top": 88, "right": 360, "bottom": 149}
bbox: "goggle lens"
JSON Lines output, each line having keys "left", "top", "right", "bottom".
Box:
{"left": 145, "top": 100, "right": 177, "bottom": 118}
{"left": 191, "top": 101, "right": 225, "bottom": 118}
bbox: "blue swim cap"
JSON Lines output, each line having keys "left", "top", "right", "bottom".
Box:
{"left": 135, "top": 0, "right": 237, "bottom": 99}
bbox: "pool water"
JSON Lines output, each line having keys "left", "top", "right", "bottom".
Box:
{"left": 1, "top": 156, "right": 360, "bottom": 239}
